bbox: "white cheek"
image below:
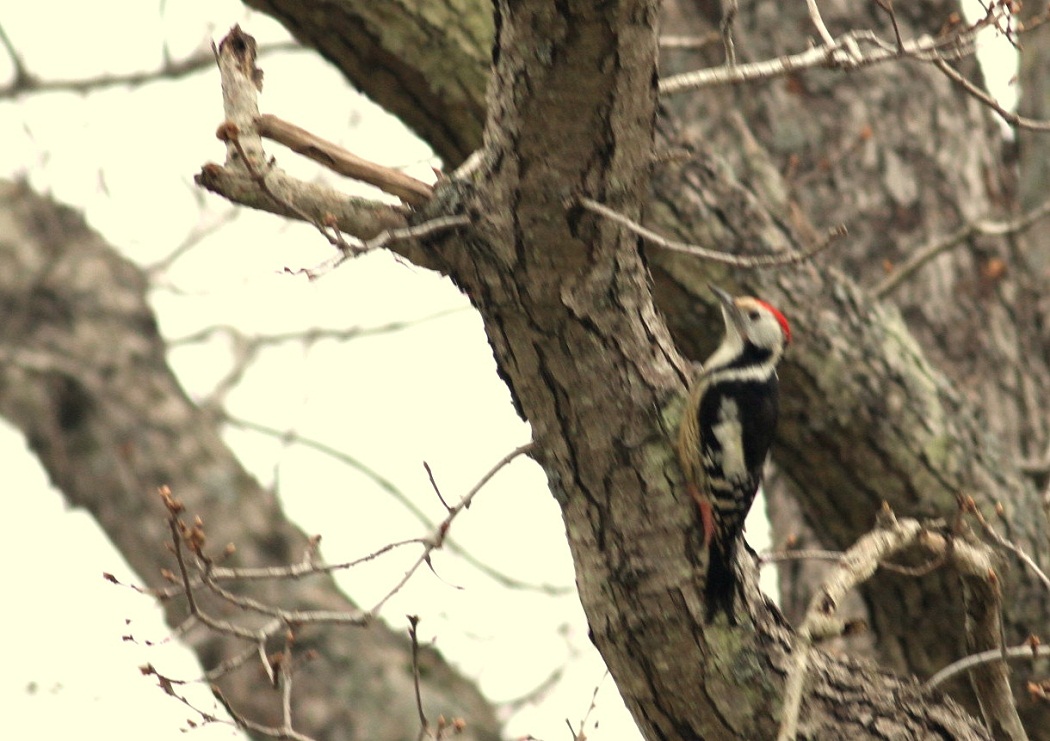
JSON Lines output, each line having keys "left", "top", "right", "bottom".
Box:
{"left": 750, "top": 322, "right": 777, "bottom": 348}
{"left": 769, "top": 319, "right": 787, "bottom": 346}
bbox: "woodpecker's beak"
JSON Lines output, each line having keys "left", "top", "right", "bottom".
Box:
{"left": 709, "top": 284, "right": 746, "bottom": 337}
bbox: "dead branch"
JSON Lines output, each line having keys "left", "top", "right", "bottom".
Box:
{"left": 968, "top": 497, "right": 1050, "bottom": 593}
{"left": 196, "top": 26, "right": 409, "bottom": 246}
{"left": 659, "top": 32, "right": 722, "bottom": 50}
{"left": 804, "top": 0, "right": 837, "bottom": 48}
{"left": 777, "top": 508, "right": 1026, "bottom": 741}
{"left": 720, "top": 0, "right": 739, "bottom": 66}
{"left": 256, "top": 114, "right": 434, "bottom": 206}
{"left": 923, "top": 530, "right": 1028, "bottom": 741}
{"left": 778, "top": 512, "right": 923, "bottom": 741}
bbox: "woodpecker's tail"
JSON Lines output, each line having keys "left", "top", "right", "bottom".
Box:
{"left": 705, "top": 537, "right": 738, "bottom": 624}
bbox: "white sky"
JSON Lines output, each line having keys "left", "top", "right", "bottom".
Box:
{"left": 0, "top": 2, "right": 1017, "bottom": 740}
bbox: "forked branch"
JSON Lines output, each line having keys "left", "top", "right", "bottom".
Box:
{"left": 196, "top": 26, "right": 464, "bottom": 270}
{"left": 777, "top": 508, "right": 1025, "bottom": 741}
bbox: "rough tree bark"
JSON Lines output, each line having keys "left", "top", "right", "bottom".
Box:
{"left": 653, "top": 1, "right": 1050, "bottom": 726}
{"left": 0, "top": 180, "right": 501, "bottom": 741}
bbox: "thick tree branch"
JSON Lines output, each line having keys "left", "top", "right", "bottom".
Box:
{"left": 195, "top": 163, "right": 406, "bottom": 241}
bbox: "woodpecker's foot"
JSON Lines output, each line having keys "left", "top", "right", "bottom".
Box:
{"left": 686, "top": 482, "right": 716, "bottom": 546}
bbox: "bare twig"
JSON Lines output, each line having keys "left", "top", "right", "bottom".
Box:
{"left": 0, "top": 30, "right": 301, "bottom": 99}
{"left": 280, "top": 639, "right": 295, "bottom": 721}
{"left": 578, "top": 197, "right": 845, "bottom": 267}
{"left": 408, "top": 616, "right": 429, "bottom": 741}
{"left": 760, "top": 544, "right": 946, "bottom": 576}
{"left": 169, "top": 311, "right": 461, "bottom": 350}
{"left": 659, "top": 4, "right": 1006, "bottom": 95}
{"left": 204, "top": 638, "right": 278, "bottom": 682}
{"left": 660, "top": 27, "right": 975, "bottom": 94}
{"left": 223, "top": 415, "right": 569, "bottom": 594}
{"left": 969, "top": 497, "right": 1050, "bottom": 592}
{"left": 293, "top": 213, "right": 470, "bottom": 279}
{"left": 0, "top": 23, "right": 31, "bottom": 92}
{"left": 169, "top": 310, "right": 461, "bottom": 408}
{"left": 874, "top": 0, "right": 905, "bottom": 51}
{"left": 143, "top": 537, "right": 423, "bottom": 605}
{"left": 721, "top": 0, "right": 739, "bottom": 66}
{"left": 145, "top": 208, "right": 240, "bottom": 277}
{"left": 199, "top": 570, "right": 367, "bottom": 625}
{"left": 158, "top": 487, "right": 286, "bottom": 657}
{"left": 498, "top": 658, "right": 572, "bottom": 714}
{"left": 423, "top": 461, "right": 453, "bottom": 512}
{"left": 759, "top": 548, "right": 844, "bottom": 565}
{"left": 926, "top": 641, "right": 1050, "bottom": 690}
{"left": 138, "top": 664, "right": 230, "bottom": 732}
{"left": 932, "top": 56, "right": 1050, "bottom": 131}
{"left": 211, "top": 684, "right": 316, "bottom": 741}
{"left": 567, "top": 673, "right": 607, "bottom": 741}
{"left": 368, "top": 443, "right": 535, "bottom": 617}
{"left": 330, "top": 214, "right": 470, "bottom": 266}
{"left": 873, "top": 196, "right": 1050, "bottom": 298}
{"left": 804, "top": 0, "right": 836, "bottom": 48}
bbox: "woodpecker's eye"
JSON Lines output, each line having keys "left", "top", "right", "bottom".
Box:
{"left": 747, "top": 310, "right": 760, "bottom": 321}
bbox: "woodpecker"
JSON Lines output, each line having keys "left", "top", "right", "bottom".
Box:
{"left": 676, "top": 285, "right": 791, "bottom": 623}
